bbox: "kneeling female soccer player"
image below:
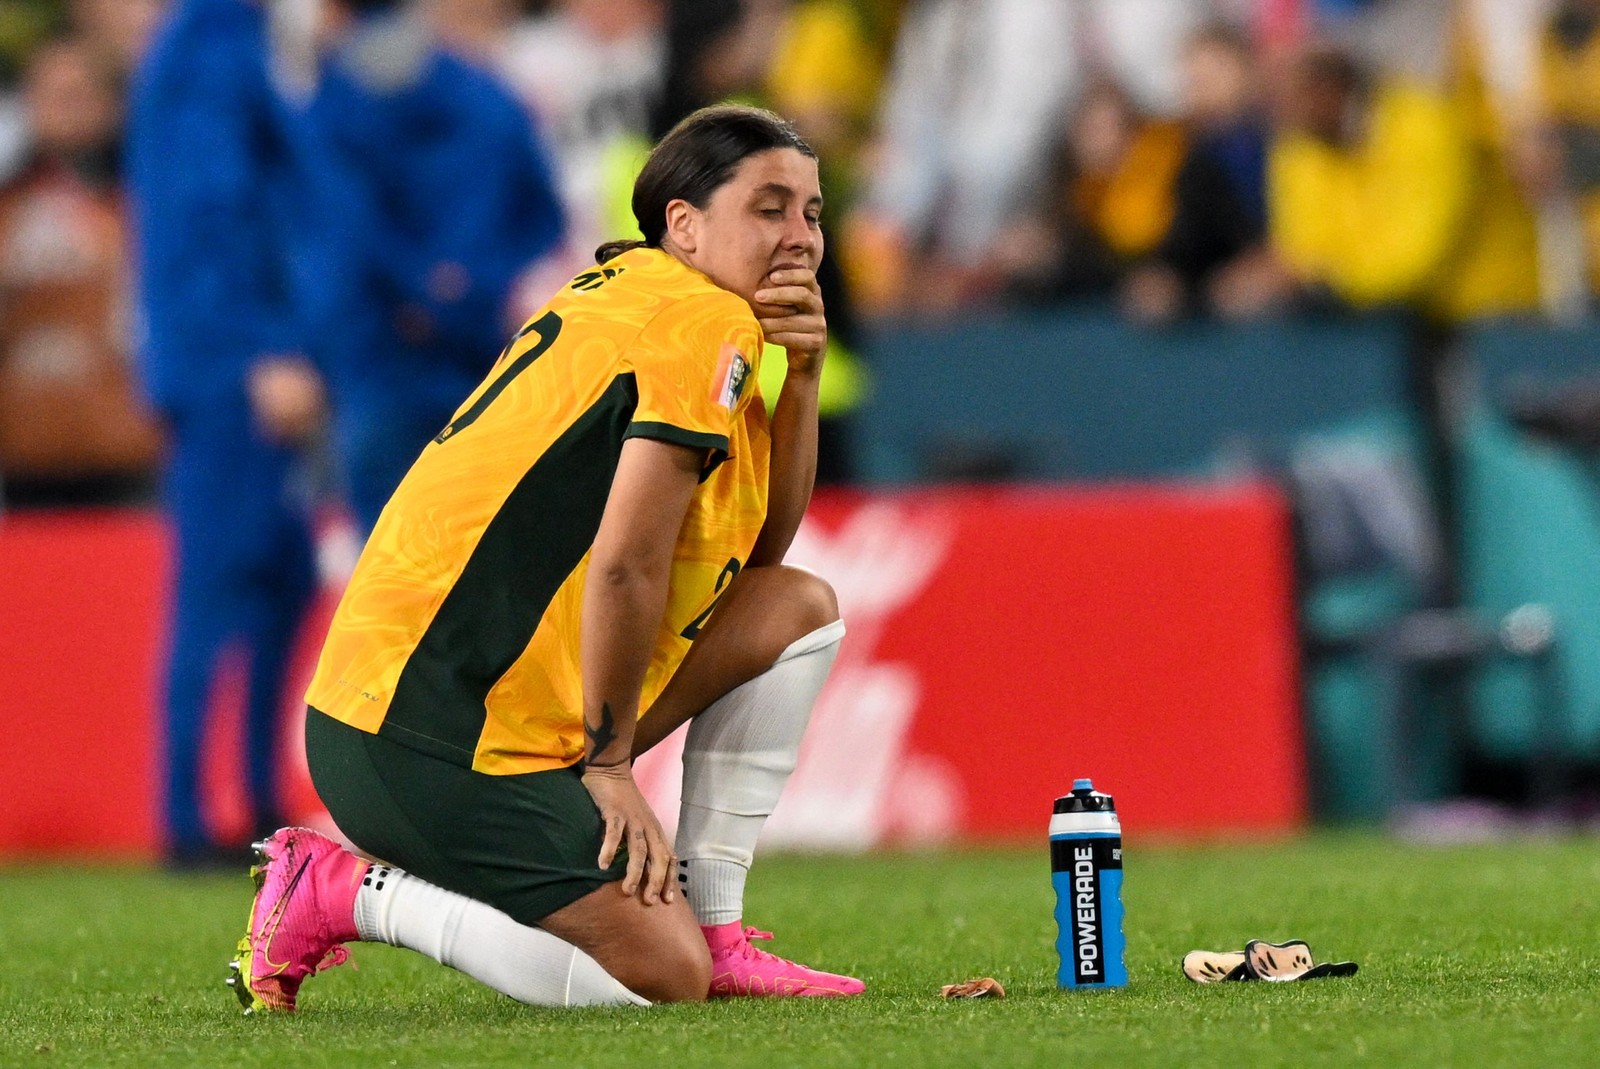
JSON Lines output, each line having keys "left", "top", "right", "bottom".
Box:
{"left": 229, "top": 104, "right": 860, "bottom": 1010}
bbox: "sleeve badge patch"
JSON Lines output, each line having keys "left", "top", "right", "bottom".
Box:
{"left": 714, "top": 343, "right": 751, "bottom": 410}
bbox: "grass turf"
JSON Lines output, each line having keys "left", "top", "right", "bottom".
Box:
{"left": 3, "top": 833, "right": 1599, "bottom": 1068}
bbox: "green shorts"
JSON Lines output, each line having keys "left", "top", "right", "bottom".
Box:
{"left": 305, "top": 708, "right": 626, "bottom": 926}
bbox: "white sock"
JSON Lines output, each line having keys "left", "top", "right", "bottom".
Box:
{"left": 353, "top": 863, "right": 648, "bottom": 1007}
{"left": 676, "top": 619, "right": 844, "bottom": 927}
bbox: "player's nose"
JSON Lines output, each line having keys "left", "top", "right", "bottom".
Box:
{"left": 781, "top": 209, "right": 818, "bottom": 256}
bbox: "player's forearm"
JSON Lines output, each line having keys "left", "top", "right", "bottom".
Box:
{"left": 748, "top": 360, "right": 821, "bottom": 568}
{"left": 579, "top": 564, "right": 671, "bottom": 768}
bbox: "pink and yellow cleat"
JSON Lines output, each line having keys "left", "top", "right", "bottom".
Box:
{"left": 702, "top": 922, "right": 865, "bottom": 998}
{"left": 226, "top": 826, "right": 365, "bottom": 1014}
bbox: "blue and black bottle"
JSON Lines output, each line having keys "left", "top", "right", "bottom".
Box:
{"left": 1051, "top": 778, "right": 1127, "bottom": 988}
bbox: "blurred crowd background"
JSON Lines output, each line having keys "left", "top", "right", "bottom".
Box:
{"left": 8, "top": 0, "right": 1600, "bottom": 856}
{"left": 11, "top": 0, "right": 1600, "bottom": 502}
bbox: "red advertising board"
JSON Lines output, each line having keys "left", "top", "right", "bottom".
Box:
{"left": 0, "top": 482, "right": 1303, "bottom": 859}
{"left": 0, "top": 511, "right": 166, "bottom": 856}
{"left": 637, "top": 483, "right": 1306, "bottom": 844}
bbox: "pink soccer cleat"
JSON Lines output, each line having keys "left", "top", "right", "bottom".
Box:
{"left": 226, "top": 826, "right": 366, "bottom": 1014}
{"left": 702, "top": 922, "right": 866, "bottom": 998}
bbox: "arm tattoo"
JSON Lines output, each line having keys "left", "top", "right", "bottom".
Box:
{"left": 586, "top": 701, "right": 619, "bottom": 763}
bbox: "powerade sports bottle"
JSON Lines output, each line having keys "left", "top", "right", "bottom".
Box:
{"left": 1051, "top": 778, "right": 1127, "bottom": 989}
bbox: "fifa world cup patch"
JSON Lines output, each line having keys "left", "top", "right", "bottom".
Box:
{"left": 714, "top": 343, "right": 751, "bottom": 409}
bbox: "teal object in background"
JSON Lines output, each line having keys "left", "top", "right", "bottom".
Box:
{"left": 859, "top": 309, "right": 1410, "bottom": 482}
{"left": 1458, "top": 408, "right": 1600, "bottom": 760}
{"left": 1287, "top": 414, "right": 1441, "bottom": 820}
{"left": 857, "top": 309, "right": 1600, "bottom": 817}
{"left": 1460, "top": 322, "right": 1600, "bottom": 768}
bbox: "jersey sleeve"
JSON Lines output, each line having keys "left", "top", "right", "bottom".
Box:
{"left": 622, "top": 291, "right": 761, "bottom": 473}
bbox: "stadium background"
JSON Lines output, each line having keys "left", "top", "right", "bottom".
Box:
{"left": 4, "top": 0, "right": 1600, "bottom": 861}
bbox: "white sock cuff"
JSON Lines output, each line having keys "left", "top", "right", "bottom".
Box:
{"left": 676, "top": 802, "right": 762, "bottom": 867}
{"left": 680, "top": 751, "right": 796, "bottom": 812}
{"left": 352, "top": 861, "right": 392, "bottom": 943}
{"left": 776, "top": 618, "right": 845, "bottom": 663}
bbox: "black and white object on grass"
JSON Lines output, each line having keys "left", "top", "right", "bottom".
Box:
{"left": 1182, "top": 939, "right": 1359, "bottom": 984}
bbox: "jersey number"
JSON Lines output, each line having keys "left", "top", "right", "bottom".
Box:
{"left": 679, "top": 557, "right": 742, "bottom": 640}
{"left": 570, "top": 266, "right": 626, "bottom": 291}
{"left": 434, "top": 311, "right": 564, "bottom": 443}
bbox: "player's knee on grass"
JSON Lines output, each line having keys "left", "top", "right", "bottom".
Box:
{"left": 607, "top": 924, "right": 712, "bottom": 1003}
{"left": 546, "top": 883, "right": 714, "bottom": 1004}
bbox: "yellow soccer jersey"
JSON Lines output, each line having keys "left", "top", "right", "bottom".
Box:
{"left": 306, "top": 248, "right": 769, "bottom": 774}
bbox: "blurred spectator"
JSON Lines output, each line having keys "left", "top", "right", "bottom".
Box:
{"left": 127, "top": 0, "right": 324, "bottom": 866}
{"left": 0, "top": 2, "right": 167, "bottom": 189}
{"left": 1523, "top": 0, "right": 1600, "bottom": 308}
{"left": 312, "top": 0, "right": 566, "bottom": 532}
{"left": 422, "top": 0, "right": 519, "bottom": 63}
{"left": 995, "top": 82, "right": 1184, "bottom": 309}
{"left": 1452, "top": 0, "right": 1556, "bottom": 131}
{"left": 501, "top": 0, "right": 663, "bottom": 281}
{"left": 1423, "top": 0, "right": 1590, "bottom": 321}
{"left": 847, "top": 0, "right": 1206, "bottom": 316}
{"left": 847, "top": 0, "right": 1076, "bottom": 313}
{"left": 1067, "top": 85, "right": 1185, "bottom": 284}
{"left": 764, "top": 0, "right": 884, "bottom": 188}
{"left": 652, "top": 0, "right": 777, "bottom": 138}
{"left": 650, "top": 0, "right": 884, "bottom": 211}
{"left": 1267, "top": 42, "right": 1541, "bottom": 324}
{"left": 0, "top": 37, "right": 161, "bottom": 505}
{"left": 69, "top": 0, "right": 168, "bottom": 80}
{"left": 1125, "top": 23, "right": 1296, "bottom": 323}
{"left": 1403, "top": 0, "right": 1568, "bottom": 322}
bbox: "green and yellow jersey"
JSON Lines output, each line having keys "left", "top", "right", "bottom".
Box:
{"left": 306, "top": 247, "right": 769, "bottom": 774}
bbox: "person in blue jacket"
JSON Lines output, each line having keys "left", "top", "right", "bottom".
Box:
{"left": 312, "top": 0, "right": 567, "bottom": 533}
{"left": 126, "top": 0, "right": 330, "bottom": 866}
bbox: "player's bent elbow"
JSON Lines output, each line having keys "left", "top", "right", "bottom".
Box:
{"left": 588, "top": 555, "right": 670, "bottom": 600}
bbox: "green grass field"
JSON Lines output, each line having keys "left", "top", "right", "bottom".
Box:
{"left": 3, "top": 833, "right": 1599, "bottom": 1068}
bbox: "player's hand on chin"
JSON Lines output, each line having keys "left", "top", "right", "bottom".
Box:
{"left": 582, "top": 760, "right": 677, "bottom": 906}
{"left": 754, "top": 267, "right": 827, "bottom": 375}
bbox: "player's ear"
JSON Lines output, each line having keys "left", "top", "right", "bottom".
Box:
{"left": 663, "top": 198, "right": 698, "bottom": 254}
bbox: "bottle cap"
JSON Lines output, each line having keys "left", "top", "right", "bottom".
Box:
{"left": 1053, "top": 780, "right": 1116, "bottom": 814}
